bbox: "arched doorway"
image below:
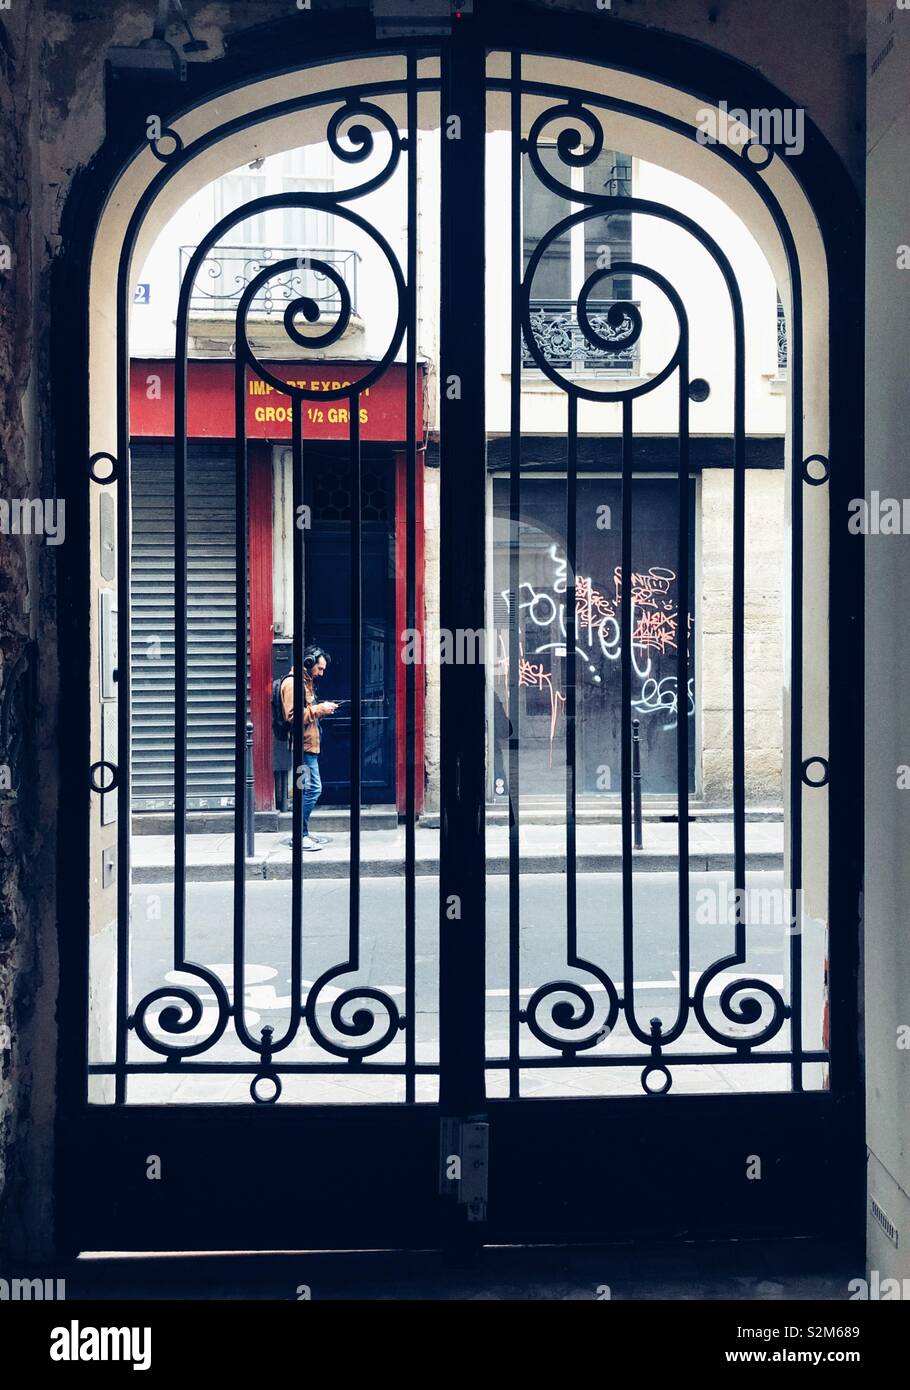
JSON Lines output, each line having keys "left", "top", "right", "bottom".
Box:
{"left": 55, "top": 9, "right": 863, "bottom": 1252}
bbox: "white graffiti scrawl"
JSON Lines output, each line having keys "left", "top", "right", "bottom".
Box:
{"left": 498, "top": 544, "right": 695, "bottom": 756}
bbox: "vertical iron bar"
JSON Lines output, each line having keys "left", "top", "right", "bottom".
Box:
{"left": 788, "top": 287, "right": 804, "bottom": 1092}
{"left": 508, "top": 49, "right": 522, "bottom": 1098}
{"left": 620, "top": 398, "right": 645, "bottom": 1038}
{"left": 438, "top": 24, "right": 487, "bottom": 1114}
{"left": 675, "top": 335, "right": 691, "bottom": 1019}
{"left": 404, "top": 52, "right": 417, "bottom": 1103}
{"left": 290, "top": 397, "right": 305, "bottom": 1031}
{"left": 620, "top": 400, "right": 633, "bottom": 944}
{"left": 114, "top": 265, "right": 134, "bottom": 1104}
{"left": 566, "top": 395, "right": 578, "bottom": 962}
{"left": 174, "top": 291, "right": 190, "bottom": 980}
{"left": 350, "top": 392, "right": 362, "bottom": 974}
{"left": 232, "top": 357, "right": 249, "bottom": 1027}
{"left": 732, "top": 279, "right": 748, "bottom": 1069}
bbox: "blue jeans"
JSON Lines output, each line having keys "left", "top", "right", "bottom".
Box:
{"left": 301, "top": 752, "right": 322, "bottom": 835}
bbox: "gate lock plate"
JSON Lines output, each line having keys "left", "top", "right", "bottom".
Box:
{"left": 439, "top": 1116, "right": 489, "bottom": 1222}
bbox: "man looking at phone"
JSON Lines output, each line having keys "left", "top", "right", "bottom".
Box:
{"left": 279, "top": 645, "right": 338, "bottom": 852}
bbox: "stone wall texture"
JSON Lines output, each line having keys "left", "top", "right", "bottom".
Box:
{"left": 699, "top": 469, "right": 786, "bottom": 805}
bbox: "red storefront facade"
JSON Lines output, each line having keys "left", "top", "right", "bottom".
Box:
{"left": 129, "top": 358, "right": 426, "bottom": 815}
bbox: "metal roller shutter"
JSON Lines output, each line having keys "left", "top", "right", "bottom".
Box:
{"left": 130, "top": 442, "right": 239, "bottom": 811}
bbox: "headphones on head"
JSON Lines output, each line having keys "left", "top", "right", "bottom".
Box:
{"left": 302, "top": 645, "right": 331, "bottom": 672}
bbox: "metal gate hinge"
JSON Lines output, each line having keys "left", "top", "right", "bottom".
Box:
{"left": 439, "top": 1115, "right": 489, "bottom": 1222}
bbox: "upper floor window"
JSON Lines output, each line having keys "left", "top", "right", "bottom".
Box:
{"left": 213, "top": 168, "right": 268, "bottom": 246}
{"left": 183, "top": 147, "right": 358, "bottom": 322}
{"left": 522, "top": 147, "right": 635, "bottom": 375}
{"left": 278, "top": 144, "right": 334, "bottom": 251}
{"left": 211, "top": 147, "right": 334, "bottom": 250}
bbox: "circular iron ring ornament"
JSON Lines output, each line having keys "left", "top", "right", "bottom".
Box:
{"left": 641, "top": 1062, "right": 673, "bottom": 1095}
{"left": 235, "top": 212, "right": 405, "bottom": 402}
{"left": 89, "top": 452, "right": 118, "bottom": 484}
{"left": 802, "top": 454, "right": 830, "bottom": 486}
{"left": 521, "top": 248, "right": 686, "bottom": 402}
{"left": 522, "top": 965, "right": 620, "bottom": 1052}
{"left": 801, "top": 756, "right": 829, "bottom": 788}
{"left": 741, "top": 138, "right": 774, "bottom": 172}
{"left": 148, "top": 126, "right": 185, "bottom": 163}
{"left": 251, "top": 1072, "right": 282, "bottom": 1105}
{"left": 89, "top": 760, "right": 118, "bottom": 794}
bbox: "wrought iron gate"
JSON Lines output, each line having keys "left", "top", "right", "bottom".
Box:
{"left": 60, "top": 9, "right": 863, "bottom": 1253}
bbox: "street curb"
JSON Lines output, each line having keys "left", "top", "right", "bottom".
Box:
{"left": 132, "top": 851, "right": 785, "bottom": 883}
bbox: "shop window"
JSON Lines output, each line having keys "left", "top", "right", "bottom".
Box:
{"left": 492, "top": 474, "right": 695, "bottom": 797}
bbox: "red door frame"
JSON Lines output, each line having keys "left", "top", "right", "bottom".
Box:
{"left": 251, "top": 443, "right": 423, "bottom": 815}
{"left": 247, "top": 442, "right": 425, "bottom": 816}
{"left": 248, "top": 441, "right": 274, "bottom": 810}
{"left": 394, "top": 449, "right": 426, "bottom": 815}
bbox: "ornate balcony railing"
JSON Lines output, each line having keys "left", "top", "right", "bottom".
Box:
{"left": 522, "top": 298, "right": 641, "bottom": 374}
{"left": 179, "top": 245, "right": 360, "bottom": 320}
{"left": 600, "top": 166, "right": 632, "bottom": 197}
{"left": 777, "top": 298, "right": 788, "bottom": 377}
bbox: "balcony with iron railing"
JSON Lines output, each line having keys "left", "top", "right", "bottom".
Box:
{"left": 777, "top": 298, "right": 788, "bottom": 378}
{"left": 179, "top": 244, "right": 360, "bottom": 321}
{"left": 522, "top": 298, "right": 641, "bottom": 375}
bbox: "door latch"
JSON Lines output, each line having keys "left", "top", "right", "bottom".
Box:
{"left": 439, "top": 1115, "right": 489, "bottom": 1222}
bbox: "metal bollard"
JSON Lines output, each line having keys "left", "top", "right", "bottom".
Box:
{"left": 245, "top": 721, "right": 256, "bottom": 859}
{"left": 631, "top": 718, "right": 643, "bottom": 850}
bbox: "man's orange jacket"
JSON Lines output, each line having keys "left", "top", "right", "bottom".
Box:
{"left": 279, "top": 669, "right": 322, "bottom": 754}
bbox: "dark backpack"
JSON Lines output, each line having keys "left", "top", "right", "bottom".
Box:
{"left": 271, "top": 675, "right": 291, "bottom": 741}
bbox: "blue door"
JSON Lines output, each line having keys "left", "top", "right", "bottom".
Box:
{"left": 304, "top": 450, "right": 397, "bottom": 806}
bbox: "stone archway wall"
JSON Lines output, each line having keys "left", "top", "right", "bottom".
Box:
{"left": 0, "top": 0, "right": 863, "bottom": 1260}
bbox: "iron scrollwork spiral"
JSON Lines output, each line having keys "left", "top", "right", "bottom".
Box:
{"left": 225, "top": 97, "right": 407, "bottom": 1077}
{"left": 522, "top": 247, "right": 686, "bottom": 402}
{"left": 522, "top": 102, "right": 690, "bottom": 401}
{"left": 524, "top": 103, "right": 605, "bottom": 203}
{"left": 692, "top": 957, "right": 788, "bottom": 1050}
{"left": 282, "top": 257, "right": 352, "bottom": 350}
{"left": 576, "top": 274, "right": 643, "bottom": 357}
{"left": 304, "top": 969, "right": 404, "bottom": 1061}
{"left": 326, "top": 99, "right": 404, "bottom": 198}
{"left": 520, "top": 103, "right": 690, "bottom": 1072}
{"left": 521, "top": 963, "right": 620, "bottom": 1053}
{"left": 234, "top": 209, "right": 405, "bottom": 400}
{"left": 131, "top": 966, "right": 232, "bottom": 1059}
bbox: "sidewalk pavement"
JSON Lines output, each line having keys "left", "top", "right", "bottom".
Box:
{"left": 130, "top": 819, "right": 783, "bottom": 882}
